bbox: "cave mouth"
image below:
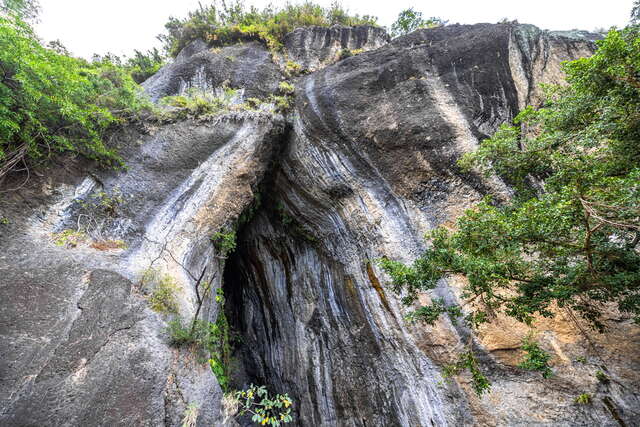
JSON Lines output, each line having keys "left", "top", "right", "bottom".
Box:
{"left": 220, "top": 179, "right": 293, "bottom": 393}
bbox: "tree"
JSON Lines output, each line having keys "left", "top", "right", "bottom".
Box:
{"left": 632, "top": 0, "right": 640, "bottom": 24}
{"left": 1, "top": 0, "right": 39, "bottom": 20}
{"left": 0, "top": 14, "right": 147, "bottom": 184}
{"left": 381, "top": 26, "right": 640, "bottom": 333}
{"left": 389, "top": 8, "right": 447, "bottom": 38}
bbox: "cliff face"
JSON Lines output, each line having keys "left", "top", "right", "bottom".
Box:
{"left": 1, "top": 23, "right": 638, "bottom": 427}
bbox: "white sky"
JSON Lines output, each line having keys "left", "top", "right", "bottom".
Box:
{"left": 35, "top": 0, "right": 633, "bottom": 59}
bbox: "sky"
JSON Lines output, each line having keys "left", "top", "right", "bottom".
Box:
{"left": 35, "top": 0, "right": 634, "bottom": 59}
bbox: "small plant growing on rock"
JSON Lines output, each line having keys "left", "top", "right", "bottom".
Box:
{"left": 595, "top": 370, "right": 610, "bottom": 384}
{"left": 53, "top": 229, "right": 88, "bottom": 248}
{"left": 518, "top": 334, "right": 553, "bottom": 378}
{"left": 148, "top": 274, "right": 180, "bottom": 314}
{"left": 211, "top": 230, "right": 237, "bottom": 258}
{"left": 575, "top": 393, "right": 592, "bottom": 404}
{"left": 235, "top": 384, "right": 293, "bottom": 426}
{"left": 268, "top": 94, "right": 293, "bottom": 113}
{"left": 278, "top": 81, "right": 295, "bottom": 95}
{"left": 338, "top": 48, "right": 352, "bottom": 60}
{"left": 283, "top": 60, "right": 302, "bottom": 77}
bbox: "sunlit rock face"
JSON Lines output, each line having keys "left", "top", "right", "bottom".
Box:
{"left": 2, "top": 23, "right": 639, "bottom": 427}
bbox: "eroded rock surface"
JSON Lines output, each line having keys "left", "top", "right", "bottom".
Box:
{"left": 1, "top": 22, "right": 638, "bottom": 427}
{"left": 283, "top": 24, "right": 389, "bottom": 71}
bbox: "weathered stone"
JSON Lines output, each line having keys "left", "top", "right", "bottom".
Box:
{"left": 1, "top": 23, "right": 638, "bottom": 427}
{"left": 282, "top": 25, "right": 389, "bottom": 71}
{"left": 143, "top": 40, "right": 283, "bottom": 102}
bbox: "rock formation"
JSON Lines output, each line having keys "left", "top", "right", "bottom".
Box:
{"left": 1, "top": 23, "right": 638, "bottom": 426}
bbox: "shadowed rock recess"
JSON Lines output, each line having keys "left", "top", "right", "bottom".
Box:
{"left": 1, "top": 23, "right": 638, "bottom": 426}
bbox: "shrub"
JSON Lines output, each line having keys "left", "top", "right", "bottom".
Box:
{"left": 0, "top": 14, "right": 149, "bottom": 183}
{"left": 389, "top": 8, "right": 447, "bottom": 38}
{"left": 595, "top": 370, "right": 610, "bottom": 383}
{"left": 211, "top": 230, "right": 237, "bottom": 257}
{"left": 278, "top": 81, "right": 295, "bottom": 95}
{"left": 518, "top": 334, "right": 553, "bottom": 378}
{"left": 167, "top": 289, "right": 232, "bottom": 390}
{"left": 235, "top": 384, "right": 294, "bottom": 426}
{"left": 159, "top": 1, "right": 378, "bottom": 57}
{"left": 338, "top": 48, "right": 352, "bottom": 60}
{"left": 125, "top": 48, "right": 165, "bottom": 84}
{"left": 149, "top": 274, "right": 180, "bottom": 314}
{"left": 283, "top": 60, "right": 303, "bottom": 77}
{"left": 160, "top": 87, "right": 240, "bottom": 119}
{"left": 575, "top": 393, "right": 592, "bottom": 404}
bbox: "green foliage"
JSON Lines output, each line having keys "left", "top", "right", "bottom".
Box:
{"left": 52, "top": 229, "right": 87, "bottom": 248}
{"left": 160, "top": 0, "right": 378, "bottom": 57}
{"left": 167, "top": 317, "right": 206, "bottom": 346}
{"left": 80, "top": 188, "right": 124, "bottom": 217}
{"left": 389, "top": 8, "right": 447, "bottom": 38}
{"left": 166, "top": 289, "right": 232, "bottom": 390}
{"left": 383, "top": 27, "right": 640, "bottom": 332}
{"left": 442, "top": 349, "right": 491, "bottom": 396}
{"left": 595, "top": 369, "right": 610, "bottom": 383}
{"left": 238, "top": 192, "right": 262, "bottom": 226}
{"left": 148, "top": 274, "right": 180, "bottom": 314}
{"left": 0, "top": 216, "right": 9, "bottom": 224}
{"left": 235, "top": 384, "right": 293, "bottom": 426}
{"left": 160, "top": 87, "right": 240, "bottom": 119}
{"left": 125, "top": 49, "right": 165, "bottom": 84}
{"left": 338, "top": 48, "right": 363, "bottom": 60}
{"left": 267, "top": 94, "right": 293, "bottom": 113}
{"left": 518, "top": 334, "right": 553, "bottom": 378}
{"left": 0, "top": 14, "right": 148, "bottom": 182}
{"left": 283, "top": 60, "right": 303, "bottom": 77}
{"left": 211, "top": 229, "right": 237, "bottom": 257}
{"left": 209, "top": 289, "right": 232, "bottom": 390}
{"left": 575, "top": 356, "right": 588, "bottom": 364}
{"left": 575, "top": 393, "right": 592, "bottom": 404}
{"left": 338, "top": 48, "right": 352, "bottom": 60}
{"left": 158, "top": 86, "right": 291, "bottom": 119}
{"left": 278, "top": 81, "right": 295, "bottom": 95}
{"left": 91, "top": 49, "right": 165, "bottom": 84}
{"left": 404, "top": 298, "right": 462, "bottom": 324}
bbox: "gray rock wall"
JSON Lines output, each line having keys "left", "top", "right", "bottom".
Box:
{"left": 1, "top": 22, "right": 638, "bottom": 427}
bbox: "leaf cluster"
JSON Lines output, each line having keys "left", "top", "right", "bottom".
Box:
{"left": 442, "top": 349, "right": 491, "bottom": 396}
{"left": 517, "top": 334, "right": 553, "bottom": 378}
{"left": 235, "top": 384, "right": 293, "bottom": 426}
{"left": 211, "top": 229, "right": 237, "bottom": 258}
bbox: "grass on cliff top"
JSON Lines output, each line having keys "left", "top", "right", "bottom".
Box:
{"left": 159, "top": 0, "right": 379, "bottom": 57}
